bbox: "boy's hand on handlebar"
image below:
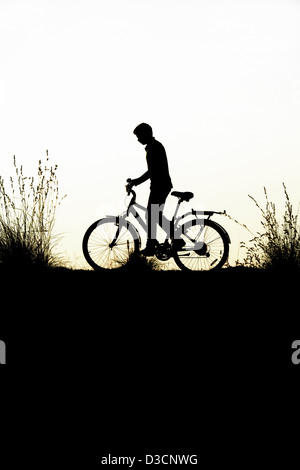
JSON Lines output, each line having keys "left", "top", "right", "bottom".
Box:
{"left": 126, "top": 178, "right": 134, "bottom": 193}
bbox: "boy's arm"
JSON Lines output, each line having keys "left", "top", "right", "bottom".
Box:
{"left": 131, "top": 171, "right": 150, "bottom": 186}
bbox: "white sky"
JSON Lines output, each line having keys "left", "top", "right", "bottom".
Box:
{"left": 1, "top": 0, "right": 300, "bottom": 268}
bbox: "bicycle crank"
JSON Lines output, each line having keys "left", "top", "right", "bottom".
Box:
{"left": 155, "top": 243, "right": 172, "bottom": 261}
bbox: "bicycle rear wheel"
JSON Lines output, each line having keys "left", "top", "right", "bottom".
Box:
{"left": 82, "top": 217, "right": 140, "bottom": 270}
{"left": 173, "top": 219, "right": 229, "bottom": 271}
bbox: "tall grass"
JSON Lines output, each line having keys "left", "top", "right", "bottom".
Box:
{"left": 0, "top": 153, "right": 66, "bottom": 269}
{"left": 243, "top": 184, "right": 300, "bottom": 270}
{"left": 117, "top": 250, "right": 162, "bottom": 271}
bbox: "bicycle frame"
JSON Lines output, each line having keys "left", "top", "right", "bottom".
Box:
{"left": 107, "top": 189, "right": 230, "bottom": 247}
{"left": 107, "top": 190, "right": 179, "bottom": 241}
{"left": 83, "top": 185, "right": 231, "bottom": 271}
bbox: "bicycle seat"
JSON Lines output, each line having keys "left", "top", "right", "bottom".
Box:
{"left": 171, "top": 191, "right": 194, "bottom": 202}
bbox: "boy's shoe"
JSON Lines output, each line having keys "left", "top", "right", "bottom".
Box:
{"left": 140, "top": 240, "right": 157, "bottom": 257}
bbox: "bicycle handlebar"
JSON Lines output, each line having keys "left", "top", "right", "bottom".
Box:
{"left": 126, "top": 178, "right": 133, "bottom": 193}
{"left": 125, "top": 179, "right": 136, "bottom": 203}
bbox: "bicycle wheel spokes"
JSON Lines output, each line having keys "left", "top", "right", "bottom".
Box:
{"left": 174, "top": 219, "right": 229, "bottom": 271}
{"left": 83, "top": 217, "right": 139, "bottom": 270}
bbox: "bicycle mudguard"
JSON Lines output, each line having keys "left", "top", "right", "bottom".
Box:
{"left": 205, "top": 219, "right": 231, "bottom": 244}
{"left": 211, "top": 220, "right": 231, "bottom": 243}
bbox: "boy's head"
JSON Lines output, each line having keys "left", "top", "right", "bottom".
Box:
{"left": 133, "top": 123, "right": 153, "bottom": 145}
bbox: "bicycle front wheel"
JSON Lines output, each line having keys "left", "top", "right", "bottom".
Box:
{"left": 82, "top": 217, "right": 140, "bottom": 270}
{"left": 173, "top": 219, "right": 229, "bottom": 272}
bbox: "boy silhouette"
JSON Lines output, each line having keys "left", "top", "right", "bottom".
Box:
{"left": 128, "top": 123, "right": 173, "bottom": 256}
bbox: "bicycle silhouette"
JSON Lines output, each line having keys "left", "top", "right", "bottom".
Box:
{"left": 82, "top": 180, "right": 230, "bottom": 271}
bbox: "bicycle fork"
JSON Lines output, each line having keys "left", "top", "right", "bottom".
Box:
{"left": 108, "top": 225, "right": 119, "bottom": 249}
{"left": 108, "top": 217, "right": 138, "bottom": 255}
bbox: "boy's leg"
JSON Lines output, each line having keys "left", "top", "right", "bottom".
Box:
{"left": 141, "top": 189, "right": 169, "bottom": 256}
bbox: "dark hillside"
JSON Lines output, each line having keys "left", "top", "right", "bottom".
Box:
{"left": 1, "top": 267, "right": 298, "bottom": 465}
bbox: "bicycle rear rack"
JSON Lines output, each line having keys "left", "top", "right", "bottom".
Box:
{"left": 192, "top": 209, "right": 226, "bottom": 216}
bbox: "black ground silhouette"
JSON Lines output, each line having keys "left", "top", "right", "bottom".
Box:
{"left": 1, "top": 266, "right": 298, "bottom": 465}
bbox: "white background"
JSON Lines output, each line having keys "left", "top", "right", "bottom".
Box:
{"left": 1, "top": 0, "right": 299, "bottom": 267}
